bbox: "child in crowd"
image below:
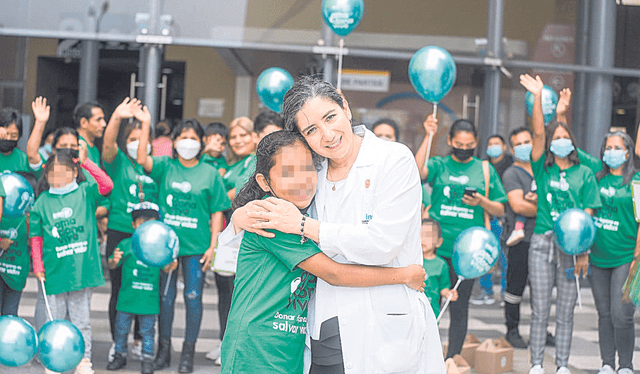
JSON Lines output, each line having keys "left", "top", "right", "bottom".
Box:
{"left": 30, "top": 149, "right": 114, "bottom": 374}
{"left": 202, "top": 122, "right": 229, "bottom": 176}
{"left": 421, "top": 218, "right": 458, "bottom": 317}
{"left": 107, "top": 202, "right": 177, "bottom": 374}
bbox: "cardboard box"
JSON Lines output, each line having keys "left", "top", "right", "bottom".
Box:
{"left": 443, "top": 334, "right": 481, "bottom": 367}
{"left": 445, "top": 355, "right": 471, "bottom": 374}
{"left": 473, "top": 338, "right": 514, "bottom": 374}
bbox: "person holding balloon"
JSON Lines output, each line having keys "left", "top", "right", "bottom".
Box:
{"left": 520, "top": 74, "right": 602, "bottom": 374}
{"left": 416, "top": 115, "right": 508, "bottom": 359}
{"left": 101, "top": 97, "right": 159, "bottom": 363}
{"left": 587, "top": 131, "right": 639, "bottom": 374}
{"left": 136, "top": 114, "right": 231, "bottom": 373}
{"left": 29, "top": 147, "right": 114, "bottom": 374}
{"left": 107, "top": 202, "right": 176, "bottom": 374}
{"left": 230, "top": 76, "right": 446, "bottom": 373}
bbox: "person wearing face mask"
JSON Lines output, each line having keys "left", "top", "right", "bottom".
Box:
{"left": 587, "top": 132, "right": 639, "bottom": 374}
{"left": 137, "top": 114, "right": 231, "bottom": 373}
{"left": 521, "top": 74, "right": 602, "bottom": 374}
{"left": 38, "top": 132, "right": 54, "bottom": 162}
{"left": 101, "top": 97, "right": 159, "bottom": 363}
{"left": 415, "top": 116, "right": 508, "bottom": 359}
{"left": 485, "top": 135, "right": 513, "bottom": 178}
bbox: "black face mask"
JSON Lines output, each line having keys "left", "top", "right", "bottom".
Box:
{"left": 0, "top": 139, "right": 17, "bottom": 153}
{"left": 452, "top": 147, "right": 475, "bottom": 161}
{"left": 55, "top": 148, "right": 80, "bottom": 159}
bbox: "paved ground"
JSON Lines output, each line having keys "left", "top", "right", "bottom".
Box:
{"left": 2, "top": 275, "right": 639, "bottom": 374}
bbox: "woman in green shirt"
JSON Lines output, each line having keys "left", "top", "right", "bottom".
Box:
{"left": 589, "top": 131, "right": 638, "bottom": 374}
{"left": 223, "top": 116, "right": 258, "bottom": 202}
{"left": 521, "top": 74, "right": 602, "bottom": 374}
{"left": 416, "top": 116, "right": 508, "bottom": 359}
{"left": 137, "top": 110, "right": 231, "bottom": 373}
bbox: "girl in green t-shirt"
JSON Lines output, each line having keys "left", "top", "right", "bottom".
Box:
{"left": 521, "top": 74, "right": 602, "bottom": 374}
{"left": 416, "top": 116, "right": 508, "bottom": 360}
{"left": 589, "top": 131, "right": 638, "bottom": 374}
{"left": 221, "top": 130, "right": 426, "bottom": 374}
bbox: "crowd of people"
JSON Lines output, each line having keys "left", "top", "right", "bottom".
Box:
{"left": 0, "top": 73, "right": 637, "bottom": 374}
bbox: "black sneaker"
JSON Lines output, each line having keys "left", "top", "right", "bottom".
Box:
{"left": 506, "top": 329, "right": 528, "bottom": 349}
{"left": 546, "top": 332, "right": 556, "bottom": 347}
{"left": 107, "top": 352, "right": 127, "bottom": 370}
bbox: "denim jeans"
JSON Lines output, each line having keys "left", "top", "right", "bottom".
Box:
{"left": 158, "top": 255, "right": 205, "bottom": 343}
{"left": 115, "top": 311, "right": 156, "bottom": 358}
{"left": 479, "top": 218, "right": 507, "bottom": 295}
{"left": 0, "top": 275, "right": 22, "bottom": 316}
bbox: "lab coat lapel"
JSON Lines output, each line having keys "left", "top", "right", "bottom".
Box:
{"left": 315, "top": 160, "right": 329, "bottom": 221}
{"left": 334, "top": 127, "right": 376, "bottom": 207}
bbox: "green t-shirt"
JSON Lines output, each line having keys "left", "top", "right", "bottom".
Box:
{"left": 0, "top": 177, "right": 5, "bottom": 197}
{"left": 422, "top": 184, "right": 431, "bottom": 208}
{"left": 423, "top": 256, "right": 450, "bottom": 316}
{"left": 109, "top": 237, "right": 161, "bottom": 315}
{"left": 149, "top": 156, "right": 231, "bottom": 256}
{"left": 221, "top": 230, "right": 320, "bottom": 374}
{"left": 1, "top": 148, "right": 40, "bottom": 179}
{"left": 79, "top": 135, "right": 101, "bottom": 167}
{"left": 29, "top": 182, "right": 105, "bottom": 295}
{"left": 577, "top": 148, "right": 603, "bottom": 175}
{"left": 104, "top": 150, "right": 159, "bottom": 233}
{"left": 0, "top": 216, "right": 29, "bottom": 291}
{"left": 223, "top": 154, "right": 256, "bottom": 192}
{"left": 426, "top": 156, "right": 508, "bottom": 258}
{"left": 591, "top": 172, "right": 640, "bottom": 268}
{"left": 531, "top": 152, "right": 602, "bottom": 235}
{"left": 201, "top": 154, "right": 228, "bottom": 172}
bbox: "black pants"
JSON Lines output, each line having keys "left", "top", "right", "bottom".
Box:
{"left": 106, "top": 229, "right": 141, "bottom": 341}
{"left": 444, "top": 256, "right": 475, "bottom": 359}
{"left": 504, "top": 240, "right": 530, "bottom": 332}
{"left": 215, "top": 273, "right": 235, "bottom": 339}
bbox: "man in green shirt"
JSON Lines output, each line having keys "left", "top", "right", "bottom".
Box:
{"left": 74, "top": 102, "right": 106, "bottom": 167}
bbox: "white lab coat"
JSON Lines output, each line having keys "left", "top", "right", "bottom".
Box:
{"left": 218, "top": 126, "right": 445, "bottom": 373}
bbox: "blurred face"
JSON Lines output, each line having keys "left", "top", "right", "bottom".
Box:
{"left": 420, "top": 223, "right": 442, "bottom": 255}
{"left": 0, "top": 124, "right": 19, "bottom": 141}
{"left": 259, "top": 143, "right": 318, "bottom": 209}
{"left": 229, "top": 126, "right": 256, "bottom": 158}
{"left": 605, "top": 135, "right": 626, "bottom": 153}
{"left": 81, "top": 108, "right": 107, "bottom": 139}
{"left": 126, "top": 128, "right": 142, "bottom": 144}
{"left": 132, "top": 217, "right": 155, "bottom": 230}
{"left": 259, "top": 125, "right": 282, "bottom": 141}
{"left": 44, "top": 133, "right": 54, "bottom": 147}
{"left": 174, "top": 128, "right": 200, "bottom": 145}
{"left": 447, "top": 131, "right": 477, "bottom": 150}
{"left": 552, "top": 125, "right": 571, "bottom": 141}
{"left": 204, "top": 134, "right": 227, "bottom": 157}
{"left": 48, "top": 160, "right": 77, "bottom": 188}
{"left": 54, "top": 134, "right": 79, "bottom": 152}
{"left": 511, "top": 131, "right": 532, "bottom": 148}
{"left": 296, "top": 97, "right": 354, "bottom": 160}
{"left": 373, "top": 124, "right": 396, "bottom": 142}
{"left": 487, "top": 137, "right": 506, "bottom": 150}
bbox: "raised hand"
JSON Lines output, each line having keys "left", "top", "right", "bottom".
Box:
{"left": 113, "top": 97, "right": 141, "bottom": 120}
{"left": 31, "top": 96, "right": 50, "bottom": 124}
{"left": 519, "top": 74, "right": 544, "bottom": 97}
{"left": 133, "top": 105, "right": 151, "bottom": 124}
{"left": 556, "top": 88, "right": 572, "bottom": 116}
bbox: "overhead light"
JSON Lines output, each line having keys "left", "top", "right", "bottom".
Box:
{"left": 616, "top": 108, "right": 626, "bottom": 115}
{"left": 618, "top": 0, "right": 640, "bottom": 5}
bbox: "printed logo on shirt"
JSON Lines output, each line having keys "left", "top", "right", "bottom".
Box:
{"left": 547, "top": 190, "right": 575, "bottom": 221}
{"left": 129, "top": 184, "right": 138, "bottom": 197}
{"left": 52, "top": 207, "right": 73, "bottom": 220}
{"left": 600, "top": 186, "right": 616, "bottom": 197}
{"left": 449, "top": 175, "right": 469, "bottom": 184}
{"left": 439, "top": 185, "right": 474, "bottom": 220}
{"left": 171, "top": 181, "right": 192, "bottom": 193}
{"left": 137, "top": 175, "right": 154, "bottom": 184}
{"left": 0, "top": 228, "right": 18, "bottom": 240}
{"left": 271, "top": 272, "right": 317, "bottom": 335}
{"left": 362, "top": 213, "right": 373, "bottom": 225}
{"left": 549, "top": 179, "right": 570, "bottom": 191}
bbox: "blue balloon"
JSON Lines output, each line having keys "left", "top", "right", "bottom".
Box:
{"left": 452, "top": 227, "right": 500, "bottom": 279}
{"left": 1, "top": 173, "right": 35, "bottom": 218}
{"left": 38, "top": 319, "right": 84, "bottom": 372}
{"left": 408, "top": 46, "right": 457, "bottom": 104}
{"left": 322, "top": 0, "right": 364, "bottom": 37}
{"left": 553, "top": 208, "right": 596, "bottom": 256}
{"left": 525, "top": 85, "right": 559, "bottom": 124}
{"left": 0, "top": 316, "right": 38, "bottom": 367}
{"left": 132, "top": 220, "right": 179, "bottom": 267}
{"left": 256, "top": 68, "right": 295, "bottom": 113}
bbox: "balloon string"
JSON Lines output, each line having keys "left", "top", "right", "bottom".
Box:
{"left": 436, "top": 277, "right": 462, "bottom": 324}
{"left": 336, "top": 38, "right": 345, "bottom": 91}
{"left": 424, "top": 131, "right": 434, "bottom": 168}
{"left": 40, "top": 278, "right": 54, "bottom": 322}
{"left": 573, "top": 255, "right": 582, "bottom": 309}
{"left": 433, "top": 103, "right": 438, "bottom": 118}
{"left": 164, "top": 269, "right": 173, "bottom": 297}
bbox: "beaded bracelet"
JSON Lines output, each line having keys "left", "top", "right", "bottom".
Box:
{"left": 300, "top": 215, "right": 308, "bottom": 244}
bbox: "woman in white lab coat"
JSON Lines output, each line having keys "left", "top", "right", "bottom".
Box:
{"left": 232, "top": 76, "right": 445, "bottom": 373}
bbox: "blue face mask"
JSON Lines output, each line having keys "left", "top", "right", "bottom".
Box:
{"left": 513, "top": 143, "right": 533, "bottom": 162}
{"left": 550, "top": 138, "right": 575, "bottom": 158}
{"left": 49, "top": 181, "right": 79, "bottom": 195}
{"left": 603, "top": 149, "right": 627, "bottom": 170}
{"left": 486, "top": 145, "right": 503, "bottom": 159}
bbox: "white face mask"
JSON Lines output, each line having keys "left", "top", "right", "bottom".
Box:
{"left": 49, "top": 181, "right": 79, "bottom": 195}
{"left": 126, "top": 140, "right": 151, "bottom": 159}
{"left": 175, "top": 139, "right": 201, "bottom": 160}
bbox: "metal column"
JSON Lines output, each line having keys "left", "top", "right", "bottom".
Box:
{"left": 78, "top": 8, "right": 99, "bottom": 104}
{"left": 585, "top": 0, "right": 616, "bottom": 155}
{"left": 572, "top": 0, "right": 590, "bottom": 148}
{"left": 478, "top": 0, "right": 504, "bottom": 158}
{"left": 142, "top": 0, "right": 163, "bottom": 127}
{"left": 322, "top": 23, "right": 335, "bottom": 86}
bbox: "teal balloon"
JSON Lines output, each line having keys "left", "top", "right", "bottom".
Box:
{"left": 0, "top": 316, "right": 38, "bottom": 367}
{"left": 256, "top": 68, "right": 294, "bottom": 113}
{"left": 525, "top": 85, "right": 559, "bottom": 124}
{"left": 1, "top": 172, "right": 35, "bottom": 218}
{"left": 322, "top": 0, "right": 364, "bottom": 37}
{"left": 409, "top": 46, "right": 457, "bottom": 103}
{"left": 132, "top": 220, "right": 179, "bottom": 267}
{"left": 452, "top": 227, "right": 500, "bottom": 279}
{"left": 38, "top": 319, "right": 84, "bottom": 372}
{"left": 553, "top": 208, "right": 596, "bottom": 256}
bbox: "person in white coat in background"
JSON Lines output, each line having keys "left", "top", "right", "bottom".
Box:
{"left": 229, "top": 75, "right": 445, "bottom": 374}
